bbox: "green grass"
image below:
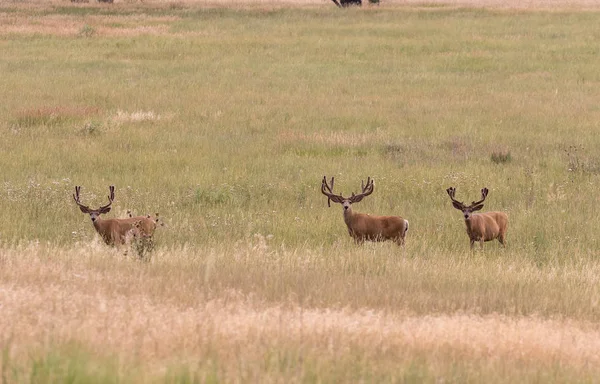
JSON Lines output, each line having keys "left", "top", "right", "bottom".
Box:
{"left": 1, "top": 3, "right": 600, "bottom": 382}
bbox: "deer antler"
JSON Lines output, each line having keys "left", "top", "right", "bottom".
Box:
{"left": 321, "top": 176, "right": 344, "bottom": 207}
{"left": 470, "top": 188, "right": 488, "bottom": 207}
{"left": 349, "top": 177, "right": 374, "bottom": 203}
{"left": 98, "top": 186, "right": 115, "bottom": 213}
{"left": 447, "top": 187, "right": 489, "bottom": 209}
{"left": 73, "top": 186, "right": 115, "bottom": 214}
{"left": 446, "top": 187, "right": 466, "bottom": 209}
{"left": 73, "top": 186, "right": 91, "bottom": 213}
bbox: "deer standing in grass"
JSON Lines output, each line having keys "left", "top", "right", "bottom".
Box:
{"left": 446, "top": 187, "right": 508, "bottom": 249}
{"left": 321, "top": 176, "right": 409, "bottom": 246}
{"left": 73, "top": 186, "right": 159, "bottom": 250}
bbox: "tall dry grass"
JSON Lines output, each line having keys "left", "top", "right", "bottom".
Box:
{"left": 2, "top": 243, "right": 600, "bottom": 382}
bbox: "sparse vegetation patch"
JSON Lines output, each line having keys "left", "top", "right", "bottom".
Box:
{"left": 491, "top": 149, "right": 512, "bottom": 164}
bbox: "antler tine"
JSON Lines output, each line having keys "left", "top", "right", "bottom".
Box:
{"left": 321, "top": 176, "right": 333, "bottom": 207}
{"left": 73, "top": 186, "right": 80, "bottom": 203}
{"left": 73, "top": 186, "right": 81, "bottom": 205}
{"left": 364, "top": 176, "right": 374, "bottom": 194}
{"left": 363, "top": 177, "right": 373, "bottom": 194}
{"left": 327, "top": 176, "right": 335, "bottom": 207}
{"left": 446, "top": 187, "right": 456, "bottom": 200}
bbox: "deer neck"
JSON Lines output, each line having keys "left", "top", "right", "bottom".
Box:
{"left": 343, "top": 206, "right": 355, "bottom": 227}
{"left": 92, "top": 217, "right": 110, "bottom": 233}
{"left": 464, "top": 215, "right": 478, "bottom": 234}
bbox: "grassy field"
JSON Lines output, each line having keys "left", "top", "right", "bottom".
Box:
{"left": 1, "top": 1, "right": 600, "bottom": 382}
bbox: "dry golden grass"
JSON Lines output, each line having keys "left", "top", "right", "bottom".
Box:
{"left": 0, "top": 13, "right": 177, "bottom": 36}
{"left": 278, "top": 129, "right": 385, "bottom": 147}
{"left": 14, "top": 106, "right": 101, "bottom": 121}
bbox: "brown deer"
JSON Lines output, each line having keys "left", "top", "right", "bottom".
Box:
{"left": 73, "top": 186, "right": 159, "bottom": 249}
{"left": 446, "top": 187, "right": 508, "bottom": 249}
{"left": 321, "top": 176, "right": 409, "bottom": 246}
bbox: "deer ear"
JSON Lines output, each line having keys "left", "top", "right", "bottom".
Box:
{"left": 100, "top": 206, "right": 111, "bottom": 214}
{"left": 78, "top": 206, "right": 89, "bottom": 214}
{"left": 471, "top": 204, "right": 484, "bottom": 212}
{"left": 452, "top": 201, "right": 464, "bottom": 211}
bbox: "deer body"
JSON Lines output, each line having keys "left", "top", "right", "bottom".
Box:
{"left": 344, "top": 209, "right": 409, "bottom": 244}
{"left": 73, "top": 186, "right": 159, "bottom": 248}
{"left": 447, "top": 187, "right": 508, "bottom": 249}
{"left": 91, "top": 215, "right": 157, "bottom": 246}
{"left": 464, "top": 212, "right": 507, "bottom": 245}
{"left": 322, "top": 176, "right": 409, "bottom": 246}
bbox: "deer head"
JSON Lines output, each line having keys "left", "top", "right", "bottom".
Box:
{"left": 73, "top": 185, "right": 115, "bottom": 222}
{"left": 446, "top": 187, "right": 488, "bottom": 220}
{"left": 321, "top": 176, "right": 374, "bottom": 212}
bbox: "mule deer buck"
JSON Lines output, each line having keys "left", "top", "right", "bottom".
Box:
{"left": 446, "top": 187, "right": 508, "bottom": 249}
{"left": 73, "top": 186, "right": 159, "bottom": 255}
{"left": 321, "top": 176, "right": 409, "bottom": 246}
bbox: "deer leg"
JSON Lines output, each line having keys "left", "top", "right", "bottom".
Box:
{"left": 498, "top": 234, "right": 506, "bottom": 247}
{"left": 101, "top": 232, "right": 114, "bottom": 246}
{"left": 396, "top": 236, "right": 405, "bottom": 247}
{"left": 112, "top": 233, "right": 128, "bottom": 256}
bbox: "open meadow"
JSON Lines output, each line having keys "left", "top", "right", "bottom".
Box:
{"left": 1, "top": 0, "right": 600, "bottom": 382}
